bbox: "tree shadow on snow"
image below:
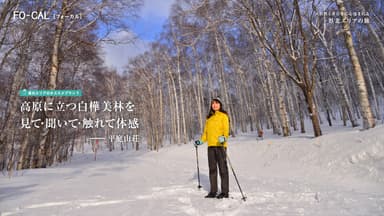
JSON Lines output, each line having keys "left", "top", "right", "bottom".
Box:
{"left": 0, "top": 184, "right": 38, "bottom": 201}
{"left": 191, "top": 172, "right": 210, "bottom": 192}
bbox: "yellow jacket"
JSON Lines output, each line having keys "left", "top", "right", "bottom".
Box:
{"left": 200, "top": 111, "right": 229, "bottom": 147}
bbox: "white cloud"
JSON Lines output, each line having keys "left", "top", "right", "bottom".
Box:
{"left": 101, "top": 31, "right": 149, "bottom": 73}
{"left": 141, "top": 0, "right": 176, "bottom": 18}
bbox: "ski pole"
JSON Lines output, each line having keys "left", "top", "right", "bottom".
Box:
{"left": 224, "top": 148, "right": 246, "bottom": 201}
{"left": 195, "top": 145, "right": 202, "bottom": 189}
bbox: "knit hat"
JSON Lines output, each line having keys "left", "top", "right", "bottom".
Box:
{"left": 212, "top": 96, "right": 222, "bottom": 104}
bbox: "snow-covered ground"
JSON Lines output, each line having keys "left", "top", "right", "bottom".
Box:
{"left": 1, "top": 123, "right": 384, "bottom": 216}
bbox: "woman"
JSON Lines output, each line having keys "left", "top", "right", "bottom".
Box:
{"left": 195, "top": 97, "right": 230, "bottom": 199}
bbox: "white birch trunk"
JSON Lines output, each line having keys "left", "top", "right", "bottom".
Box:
{"left": 336, "top": 0, "right": 376, "bottom": 129}
{"left": 36, "top": 0, "right": 68, "bottom": 168}
{"left": 361, "top": 52, "right": 381, "bottom": 120}
{"left": 277, "top": 73, "right": 290, "bottom": 136}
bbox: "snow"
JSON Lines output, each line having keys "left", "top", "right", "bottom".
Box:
{"left": 1, "top": 124, "right": 384, "bottom": 216}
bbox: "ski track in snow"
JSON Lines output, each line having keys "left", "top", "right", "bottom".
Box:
{"left": 1, "top": 124, "right": 384, "bottom": 215}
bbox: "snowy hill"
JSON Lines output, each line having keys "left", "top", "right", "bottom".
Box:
{"left": 1, "top": 125, "right": 384, "bottom": 216}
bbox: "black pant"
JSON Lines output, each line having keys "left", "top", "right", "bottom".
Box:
{"left": 208, "top": 147, "right": 229, "bottom": 194}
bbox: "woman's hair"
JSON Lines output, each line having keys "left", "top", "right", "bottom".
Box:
{"left": 206, "top": 98, "right": 228, "bottom": 119}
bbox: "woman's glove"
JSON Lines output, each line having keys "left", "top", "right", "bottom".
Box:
{"left": 218, "top": 136, "right": 226, "bottom": 144}
{"left": 194, "top": 140, "right": 203, "bottom": 147}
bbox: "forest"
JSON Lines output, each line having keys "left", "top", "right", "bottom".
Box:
{"left": 0, "top": 0, "right": 383, "bottom": 172}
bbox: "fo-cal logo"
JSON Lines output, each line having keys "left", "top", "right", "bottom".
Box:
{"left": 13, "top": 11, "right": 50, "bottom": 20}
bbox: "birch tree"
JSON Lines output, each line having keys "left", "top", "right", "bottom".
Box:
{"left": 336, "top": 0, "right": 375, "bottom": 129}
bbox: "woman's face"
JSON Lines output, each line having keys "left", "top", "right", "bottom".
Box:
{"left": 211, "top": 100, "right": 221, "bottom": 111}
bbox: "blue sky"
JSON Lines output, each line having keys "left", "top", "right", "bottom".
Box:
{"left": 102, "top": 0, "right": 175, "bottom": 72}
{"left": 130, "top": 15, "right": 167, "bottom": 41}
